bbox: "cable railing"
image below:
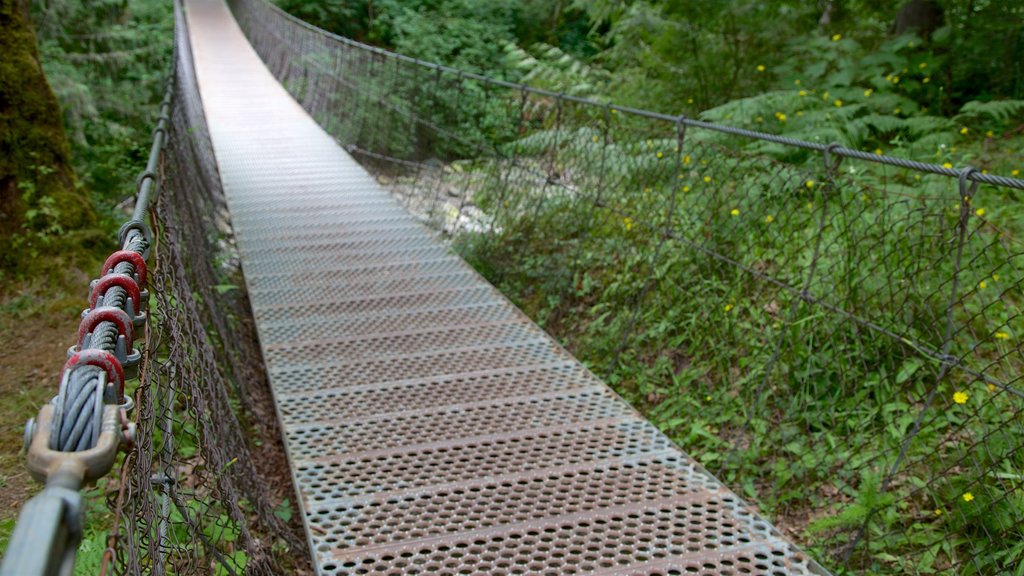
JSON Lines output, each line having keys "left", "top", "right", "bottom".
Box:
{"left": 1, "top": 2, "right": 301, "bottom": 574}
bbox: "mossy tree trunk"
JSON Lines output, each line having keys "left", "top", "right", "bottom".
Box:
{"left": 0, "top": 0, "right": 92, "bottom": 268}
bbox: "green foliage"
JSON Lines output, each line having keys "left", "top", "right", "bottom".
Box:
{"left": 30, "top": 0, "right": 173, "bottom": 222}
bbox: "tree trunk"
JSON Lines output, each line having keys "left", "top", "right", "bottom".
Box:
{"left": 0, "top": 0, "right": 92, "bottom": 265}
{"left": 891, "top": 0, "right": 945, "bottom": 39}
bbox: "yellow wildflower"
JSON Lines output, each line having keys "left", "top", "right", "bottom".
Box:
{"left": 943, "top": 162, "right": 953, "bottom": 169}
{"left": 893, "top": 75, "right": 901, "bottom": 83}
{"left": 682, "top": 186, "right": 690, "bottom": 192}
{"left": 934, "top": 508, "right": 943, "bottom": 516}
{"left": 923, "top": 76, "right": 931, "bottom": 84}
{"left": 683, "top": 154, "right": 692, "bottom": 165}
{"left": 805, "top": 179, "right": 815, "bottom": 189}
{"left": 799, "top": 90, "right": 807, "bottom": 97}
{"left": 976, "top": 208, "right": 985, "bottom": 217}
{"left": 765, "top": 215, "right": 774, "bottom": 224}
{"left": 962, "top": 492, "right": 974, "bottom": 503}
{"left": 834, "top": 99, "right": 843, "bottom": 108}
{"left": 724, "top": 304, "right": 734, "bottom": 312}
{"left": 993, "top": 274, "right": 1000, "bottom": 281}
{"left": 705, "top": 395, "right": 711, "bottom": 401}
{"left": 831, "top": 33, "right": 842, "bottom": 41}
{"left": 875, "top": 148, "right": 884, "bottom": 155}
{"left": 988, "top": 383, "right": 997, "bottom": 393}
{"left": 657, "top": 151, "right": 664, "bottom": 159}
{"left": 687, "top": 97, "right": 694, "bottom": 104}
{"left": 919, "top": 62, "right": 928, "bottom": 69}
{"left": 995, "top": 331, "right": 1010, "bottom": 340}
{"left": 756, "top": 116, "right": 764, "bottom": 123}
{"left": 776, "top": 112, "right": 787, "bottom": 122}
{"left": 624, "top": 217, "right": 633, "bottom": 231}
{"left": 979, "top": 280, "right": 987, "bottom": 289}
{"left": 757, "top": 65, "right": 765, "bottom": 72}
{"left": 1012, "top": 170, "right": 1020, "bottom": 177}
{"left": 864, "top": 89, "right": 873, "bottom": 97}
{"left": 960, "top": 127, "right": 969, "bottom": 135}
{"left": 703, "top": 176, "right": 712, "bottom": 183}
{"left": 953, "top": 391, "right": 968, "bottom": 405}
{"left": 592, "top": 135, "right": 600, "bottom": 143}
{"left": 730, "top": 208, "right": 740, "bottom": 216}
{"left": 986, "top": 130, "right": 994, "bottom": 137}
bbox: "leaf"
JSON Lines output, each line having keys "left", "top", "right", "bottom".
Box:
{"left": 896, "top": 358, "right": 923, "bottom": 384}
{"left": 955, "top": 99, "right": 1024, "bottom": 122}
{"left": 274, "top": 499, "right": 294, "bottom": 523}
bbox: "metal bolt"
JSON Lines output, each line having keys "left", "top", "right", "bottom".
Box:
{"left": 23, "top": 418, "right": 36, "bottom": 453}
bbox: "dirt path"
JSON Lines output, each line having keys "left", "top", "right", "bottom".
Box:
{"left": 0, "top": 309, "right": 80, "bottom": 518}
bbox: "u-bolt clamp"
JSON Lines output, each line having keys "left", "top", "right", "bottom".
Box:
{"left": 102, "top": 250, "right": 148, "bottom": 287}
{"left": 68, "top": 307, "right": 141, "bottom": 382}
{"left": 88, "top": 273, "right": 146, "bottom": 328}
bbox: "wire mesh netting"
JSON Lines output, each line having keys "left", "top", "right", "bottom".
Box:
{"left": 104, "top": 3, "right": 308, "bottom": 574}
{"left": 228, "top": 0, "right": 1024, "bottom": 573}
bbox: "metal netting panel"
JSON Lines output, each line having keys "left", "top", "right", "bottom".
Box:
{"left": 106, "top": 2, "right": 307, "bottom": 574}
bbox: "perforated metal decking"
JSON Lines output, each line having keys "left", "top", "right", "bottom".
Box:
{"left": 183, "top": 1, "right": 826, "bottom": 574}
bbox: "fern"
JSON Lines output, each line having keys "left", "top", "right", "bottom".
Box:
{"left": 955, "top": 99, "right": 1024, "bottom": 122}
{"left": 903, "top": 115, "right": 954, "bottom": 136}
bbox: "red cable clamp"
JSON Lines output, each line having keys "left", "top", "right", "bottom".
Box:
{"left": 63, "top": 349, "right": 126, "bottom": 403}
{"left": 76, "top": 306, "right": 134, "bottom": 351}
{"left": 88, "top": 270, "right": 142, "bottom": 315}
{"left": 70, "top": 307, "right": 141, "bottom": 381}
{"left": 102, "top": 250, "right": 147, "bottom": 287}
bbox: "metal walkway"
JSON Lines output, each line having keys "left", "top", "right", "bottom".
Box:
{"left": 184, "top": 0, "right": 824, "bottom": 574}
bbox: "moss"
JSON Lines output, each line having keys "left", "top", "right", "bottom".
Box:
{"left": 0, "top": 0, "right": 94, "bottom": 271}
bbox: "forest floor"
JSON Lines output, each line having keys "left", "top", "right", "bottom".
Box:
{"left": 0, "top": 262, "right": 100, "bottom": 549}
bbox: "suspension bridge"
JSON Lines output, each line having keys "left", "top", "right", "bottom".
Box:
{"left": 4, "top": 0, "right": 1024, "bottom": 574}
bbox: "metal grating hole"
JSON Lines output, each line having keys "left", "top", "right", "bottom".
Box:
{"left": 253, "top": 286, "right": 498, "bottom": 324}
{"left": 319, "top": 495, "right": 816, "bottom": 576}
{"left": 295, "top": 419, "right": 671, "bottom": 501}
{"left": 246, "top": 258, "right": 466, "bottom": 290}
{"left": 276, "top": 363, "right": 596, "bottom": 421}
{"left": 286, "top": 389, "right": 631, "bottom": 459}
{"left": 228, "top": 197, "right": 397, "bottom": 215}
{"left": 240, "top": 246, "right": 450, "bottom": 274}
{"left": 233, "top": 205, "right": 413, "bottom": 227}
{"left": 238, "top": 232, "right": 433, "bottom": 258}
{"left": 233, "top": 214, "right": 413, "bottom": 236}
{"left": 237, "top": 223, "right": 428, "bottom": 251}
{"left": 305, "top": 451, "right": 717, "bottom": 552}
{"left": 270, "top": 341, "right": 574, "bottom": 394}
{"left": 250, "top": 272, "right": 476, "bottom": 306}
{"left": 230, "top": 219, "right": 427, "bottom": 242}
{"left": 265, "top": 323, "right": 545, "bottom": 367}
{"left": 260, "top": 303, "right": 517, "bottom": 345}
